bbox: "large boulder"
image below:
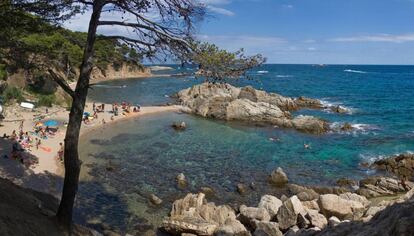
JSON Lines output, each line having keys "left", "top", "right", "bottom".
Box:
{"left": 291, "top": 115, "right": 329, "bottom": 135}
{"left": 288, "top": 184, "right": 320, "bottom": 201}
{"left": 305, "top": 209, "right": 328, "bottom": 229}
{"left": 258, "top": 195, "right": 283, "bottom": 219}
{"left": 318, "top": 194, "right": 365, "bottom": 220}
{"left": 215, "top": 219, "right": 251, "bottom": 236}
{"left": 253, "top": 221, "right": 283, "bottom": 236}
{"left": 237, "top": 205, "right": 271, "bottom": 229}
{"left": 269, "top": 167, "right": 289, "bottom": 186}
{"left": 162, "top": 193, "right": 237, "bottom": 235}
{"left": 276, "top": 195, "right": 306, "bottom": 230}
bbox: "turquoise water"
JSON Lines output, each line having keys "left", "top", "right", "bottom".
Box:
{"left": 77, "top": 64, "right": 414, "bottom": 233}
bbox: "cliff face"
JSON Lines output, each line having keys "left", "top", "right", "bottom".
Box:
{"left": 89, "top": 64, "right": 152, "bottom": 81}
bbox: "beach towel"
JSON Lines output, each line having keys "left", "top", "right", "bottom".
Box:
{"left": 40, "top": 146, "right": 52, "bottom": 153}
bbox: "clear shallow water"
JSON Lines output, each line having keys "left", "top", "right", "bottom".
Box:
{"left": 78, "top": 64, "right": 414, "bottom": 233}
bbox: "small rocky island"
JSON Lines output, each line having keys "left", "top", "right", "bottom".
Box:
{"left": 177, "top": 83, "right": 337, "bottom": 134}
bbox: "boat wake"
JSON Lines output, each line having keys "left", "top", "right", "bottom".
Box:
{"left": 344, "top": 69, "right": 367, "bottom": 74}
{"left": 276, "top": 75, "right": 293, "bottom": 78}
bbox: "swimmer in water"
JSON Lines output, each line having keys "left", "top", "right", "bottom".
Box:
{"left": 304, "top": 143, "right": 311, "bottom": 149}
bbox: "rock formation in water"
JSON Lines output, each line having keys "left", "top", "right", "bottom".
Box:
{"left": 177, "top": 83, "right": 330, "bottom": 134}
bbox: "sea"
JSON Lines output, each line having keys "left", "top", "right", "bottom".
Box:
{"left": 75, "top": 64, "right": 414, "bottom": 234}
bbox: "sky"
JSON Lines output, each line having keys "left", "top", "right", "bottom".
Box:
{"left": 64, "top": 0, "right": 414, "bottom": 65}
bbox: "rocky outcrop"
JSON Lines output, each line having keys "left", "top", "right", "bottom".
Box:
{"left": 357, "top": 176, "right": 413, "bottom": 198}
{"left": 162, "top": 193, "right": 240, "bottom": 235}
{"left": 161, "top": 180, "right": 414, "bottom": 236}
{"left": 371, "top": 153, "right": 414, "bottom": 181}
{"left": 315, "top": 200, "right": 414, "bottom": 236}
{"left": 177, "top": 83, "right": 329, "bottom": 134}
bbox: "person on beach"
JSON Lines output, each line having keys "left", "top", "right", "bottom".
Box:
{"left": 110, "top": 115, "right": 114, "bottom": 121}
{"left": 19, "top": 120, "right": 24, "bottom": 132}
{"left": 10, "top": 130, "right": 17, "bottom": 140}
{"left": 102, "top": 119, "right": 106, "bottom": 124}
{"left": 57, "top": 142, "right": 64, "bottom": 162}
{"left": 93, "top": 102, "right": 96, "bottom": 112}
{"left": 35, "top": 138, "right": 41, "bottom": 150}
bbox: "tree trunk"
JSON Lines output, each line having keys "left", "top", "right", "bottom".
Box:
{"left": 56, "top": 1, "right": 104, "bottom": 230}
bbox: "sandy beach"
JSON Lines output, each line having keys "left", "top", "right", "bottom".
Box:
{"left": 0, "top": 102, "right": 182, "bottom": 196}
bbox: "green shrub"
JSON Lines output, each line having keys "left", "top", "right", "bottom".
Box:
{"left": 37, "top": 94, "right": 55, "bottom": 107}
{"left": 0, "top": 64, "right": 7, "bottom": 81}
{"left": 3, "top": 86, "right": 24, "bottom": 103}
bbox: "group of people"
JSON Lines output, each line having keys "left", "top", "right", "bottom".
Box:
{"left": 2, "top": 119, "right": 64, "bottom": 167}
{"left": 83, "top": 102, "right": 141, "bottom": 125}
{"left": 111, "top": 102, "right": 141, "bottom": 116}
{"left": 2, "top": 121, "right": 38, "bottom": 166}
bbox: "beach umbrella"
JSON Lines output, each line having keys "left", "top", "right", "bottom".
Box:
{"left": 43, "top": 120, "right": 59, "bottom": 127}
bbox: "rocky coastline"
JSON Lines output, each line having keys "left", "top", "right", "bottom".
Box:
{"left": 159, "top": 153, "right": 414, "bottom": 236}
{"left": 176, "top": 83, "right": 350, "bottom": 134}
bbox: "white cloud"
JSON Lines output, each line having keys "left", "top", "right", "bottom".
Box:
{"left": 283, "top": 4, "right": 294, "bottom": 9}
{"left": 198, "top": 0, "right": 235, "bottom": 16}
{"left": 330, "top": 33, "right": 414, "bottom": 43}
{"left": 307, "top": 47, "right": 317, "bottom": 51}
{"left": 206, "top": 5, "right": 235, "bottom": 16}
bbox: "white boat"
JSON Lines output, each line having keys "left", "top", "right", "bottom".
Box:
{"left": 20, "top": 102, "right": 35, "bottom": 109}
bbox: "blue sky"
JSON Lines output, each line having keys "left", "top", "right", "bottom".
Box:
{"left": 65, "top": 0, "right": 414, "bottom": 65}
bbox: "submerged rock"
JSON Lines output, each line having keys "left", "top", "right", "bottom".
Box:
{"left": 330, "top": 105, "right": 349, "bottom": 114}
{"left": 269, "top": 167, "right": 289, "bottom": 186}
{"left": 172, "top": 121, "right": 186, "bottom": 130}
{"left": 149, "top": 194, "right": 162, "bottom": 205}
{"left": 340, "top": 122, "right": 353, "bottom": 132}
{"left": 177, "top": 83, "right": 330, "bottom": 134}
{"left": 176, "top": 173, "right": 188, "bottom": 189}
{"left": 237, "top": 183, "right": 248, "bottom": 195}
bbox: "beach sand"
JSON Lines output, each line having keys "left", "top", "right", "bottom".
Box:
{"left": 0, "top": 102, "right": 182, "bottom": 196}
